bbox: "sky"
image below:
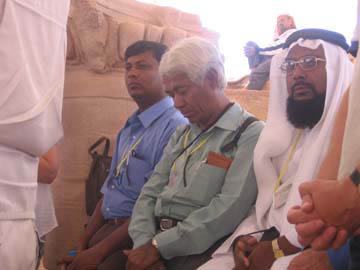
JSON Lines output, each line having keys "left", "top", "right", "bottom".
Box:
{"left": 139, "top": 0, "right": 357, "bottom": 80}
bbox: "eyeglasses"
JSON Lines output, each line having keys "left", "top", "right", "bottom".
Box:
{"left": 280, "top": 56, "right": 326, "bottom": 74}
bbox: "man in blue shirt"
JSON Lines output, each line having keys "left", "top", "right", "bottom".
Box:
{"left": 60, "top": 41, "right": 187, "bottom": 270}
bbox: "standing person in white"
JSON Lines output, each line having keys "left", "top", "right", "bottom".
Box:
{"left": 0, "top": 1, "right": 70, "bottom": 269}
{"left": 35, "top": 144, "right": 60, "bottom": 269}
{"left": 198, "top": 28, "right": 353, "bottom": 270}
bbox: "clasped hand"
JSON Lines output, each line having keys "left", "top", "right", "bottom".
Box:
{"left": 288, "top": 178, "right": 360, "bottom": 250}
{"left": 233, "top": 236, "right": 276, "bottom": 270}
{"left": 125, "top": 242, "right": 166, "bottom": 270}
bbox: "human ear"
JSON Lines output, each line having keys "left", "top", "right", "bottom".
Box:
{"left": 205, "top": 68, "right": 219, "bottom": 90}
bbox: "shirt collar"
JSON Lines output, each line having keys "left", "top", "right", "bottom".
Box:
{"left": 135, "top": 96, "right": 174, "bottom": 128}
{"left": 191, "top": 103, "right": 244, "bottom": 132}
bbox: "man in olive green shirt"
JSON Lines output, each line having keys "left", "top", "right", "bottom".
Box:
{"left": 125, "top": 37, "right": 264, "bottom": 270}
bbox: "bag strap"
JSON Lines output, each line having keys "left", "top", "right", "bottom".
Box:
{"left": 221, "top": 116, "right": 258, "bottom": 153}
{"left": 89, "top": 136, "right": 110, "bottom": 156}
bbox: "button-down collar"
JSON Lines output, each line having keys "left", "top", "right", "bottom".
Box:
{"left": 190, "top": 104, "right": 245, "bottom": 134}
{"left": 127, "top": 97, "right": 174, "bottom": 128}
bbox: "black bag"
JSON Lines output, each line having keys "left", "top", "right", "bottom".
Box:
{"left": 85, "top": 136, "right": 112, "bottom": 216}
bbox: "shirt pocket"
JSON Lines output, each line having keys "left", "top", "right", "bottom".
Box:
{"left": 125, "top": 156, "right": 153, "bottom": 197}
{"left": 186, "top": 162, "right": 227, "bottom": 206}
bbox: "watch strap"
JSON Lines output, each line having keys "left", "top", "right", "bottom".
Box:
{"left": 272, "top": 239, "right": 285, "bottom": 259}
{"left": 350, "top": 168, "right": 360, "bottom": 186}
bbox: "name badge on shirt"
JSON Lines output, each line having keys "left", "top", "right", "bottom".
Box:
{"left": 273, "top": 183, "right": 292, "bottom": 209}
{"left": 204, "top": 151, "right": 232, "bottom": 169}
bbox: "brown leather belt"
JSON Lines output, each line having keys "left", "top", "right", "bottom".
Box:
{"left": 106, "top": 217, "right": 128, "bottom": 226}
{"left": 156, "top": 217, "right": 179, "bottom": 231}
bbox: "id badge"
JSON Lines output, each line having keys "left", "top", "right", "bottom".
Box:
{"left": 273, "top": 183, "right": 292, "bottom": 209}
{"left": 205, "top": 151, "right": 232, "bottom": 169}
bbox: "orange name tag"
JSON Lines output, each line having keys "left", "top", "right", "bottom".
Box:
{"left": 206, "top": 151, "right": 232, "bottom": 169}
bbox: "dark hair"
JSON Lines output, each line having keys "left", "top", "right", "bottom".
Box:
{"left": 125, "top": 41, "right": 168, "bottom": 63}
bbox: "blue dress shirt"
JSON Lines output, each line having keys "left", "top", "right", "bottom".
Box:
{"left": 101, "top": 97, "right": 187, "bottom": 219}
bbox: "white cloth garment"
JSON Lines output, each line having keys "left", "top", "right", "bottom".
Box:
{"left": 351, "top": 0, "right": 360, "bottom": 43}
{"left": 0, "top": 219, "right": 37, "bottom": 270}
{"left": 199, "top": 38, "right": 353, "bottom": 270}
{"left": 338, "top": 55, "right": 360, "bottom": 179}
{"left": 260, "top": 28, "right": 297, "bottom": 57}
{"left": 0, "top": 0, "right": 69, "bottom": 221}
{"left": 0, "top": 1, "right": 69, "bottom": 269}
{"left": 339, "top": 1, "right": 360, "bottom": 179}
{"left": 0, "top": 0, "right": 69, "bottom": 156}
{"left": 35, "top": 183, "right": 58, "bottom": 238}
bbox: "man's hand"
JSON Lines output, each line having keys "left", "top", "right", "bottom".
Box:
{"left": 145, "top": 260, "right": 167, "bottom": 270}
{"left": 287, "top": 178, "right": 360, "bottom": 250}
{"left": 232, "top": 235, "right": 258, "bottom": 270}
{"left": 287, "top": 200, "right": 334, "bottom": 249}
{"left": 287, "top": 192, "right": 321, "bottom": 247}
{"left": 124, "top": 242, "right": 160, "bottom": 270}
{"left": 247, "top": 241, "right": 275, "bottom": 270}
{"left": 65, "top": 248, "right": 104, "bottom": 270}
{"left": 244, "top": 45, "right": 257, "bottom": 57}
{"left": 290, "top": 212, "right": 348, "bottom": 250}
{"left": 300, "top": 179, "right": 360, "bottom": 232}
{"left": 305, "top": 179, "right": 360, "bottom": 231}
{"left": 288, "top": 249, "right": 332, "bottom": 270}
{"left": 57, "top": 254, "right": 76, "bottom": 267}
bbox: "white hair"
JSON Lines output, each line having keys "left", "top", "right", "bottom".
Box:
{"left": 159, "top": 37, "right": 227, "bottom": 90}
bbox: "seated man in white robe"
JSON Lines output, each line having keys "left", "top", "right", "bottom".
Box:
{"left": 0, "top": 1, "right": 69, "bottom": 269}
{"left": 288, "top": 6, "right": 360, "bottom": 268}
{"left": 198, "top": 28, "right": 353, "bottom": 270}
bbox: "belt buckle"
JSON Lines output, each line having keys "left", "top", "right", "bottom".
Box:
{"left": 160, "top": 218, "right": 173, "bottom": 231}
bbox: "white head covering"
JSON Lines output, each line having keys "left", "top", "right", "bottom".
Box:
{"left": 254, "top": 37, "right": 353, "bottom": 237}
{"left": 0, "top": 0, "right": 70, "bottom": 156}
{"left": 273, "top": 14, "right": 296, "bottom": 41}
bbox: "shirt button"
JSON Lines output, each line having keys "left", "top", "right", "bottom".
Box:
{"left": 106, "top": 208, "right": 110, "bottom": 211}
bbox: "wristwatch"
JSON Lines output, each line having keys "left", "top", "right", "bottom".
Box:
{"left": 272, "top": 239, "right": 285, "bottom": 259}
{"left": 152, "top": 238, "right": 158, "bottom": 249}
{"left": 350, "top": 168, "right": 360, "bottom": 190}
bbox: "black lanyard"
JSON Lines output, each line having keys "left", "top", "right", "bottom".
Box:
{"left": 170, "top": 102, "right": 234, "bottom": 186}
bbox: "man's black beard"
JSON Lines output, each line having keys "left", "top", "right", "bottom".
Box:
{"left": 286, "top": 84, "right": 326, "bottom": 129}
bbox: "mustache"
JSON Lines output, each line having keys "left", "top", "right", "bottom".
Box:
{"left": 128, "top": 82, "right": 144, "bottom": 88}
{"left": 291, "top": 81, "right": 316, "bottom": 97}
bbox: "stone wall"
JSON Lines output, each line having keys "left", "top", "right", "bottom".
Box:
{"left": 66, "top": 0, "right": 219, "bottom": 73}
